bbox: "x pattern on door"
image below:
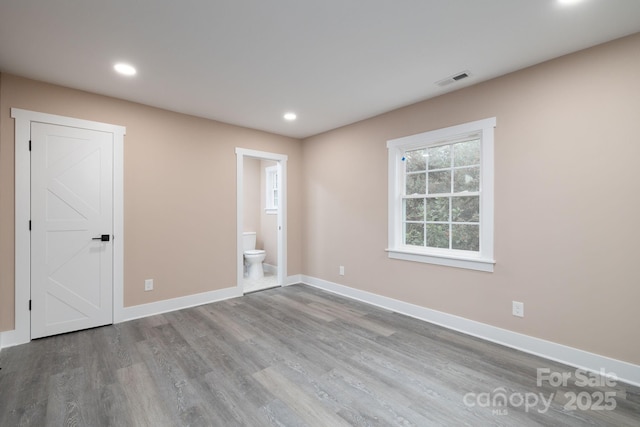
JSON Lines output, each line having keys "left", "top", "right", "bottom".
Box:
{"left": 30, "top": 123, "right": 114, "bottom": 339}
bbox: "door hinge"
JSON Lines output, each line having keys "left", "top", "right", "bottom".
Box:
{"left": 29, "top": 220, "right": 31, "bottom": 230}
{"left": 29, "top": 140, "right": 31, "bottom": 151}
{"left": 29, "top": 300, "right": 32, "bottom": 311}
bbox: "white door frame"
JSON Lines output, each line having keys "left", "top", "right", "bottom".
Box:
{"left": 235, "top": 148, "right": 287, "bottom": 291}
{"left": 7, "top": 108, "right": 125, "bottom": 347}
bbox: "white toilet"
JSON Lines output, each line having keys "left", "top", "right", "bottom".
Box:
{"left": 243, "top": 231, "right": 266, "bottom": 279}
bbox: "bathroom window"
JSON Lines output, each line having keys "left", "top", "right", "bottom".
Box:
{"left": 265, "top": 165, "right": 278, "bottom": 214}
{"left": 386, "top": 117, "right": 496, "bottom": 272}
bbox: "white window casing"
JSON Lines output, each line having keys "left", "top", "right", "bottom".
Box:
{"left": 265, "top": 165, "right": 278, "bottom": 214}
{"left": 387, "top": 117, "right": 496, "bottom": 272}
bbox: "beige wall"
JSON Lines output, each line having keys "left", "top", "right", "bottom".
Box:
{"left": 243, "top": 157, "right": 261, "bottom": 233}
{"left": 0, "top": 74, "right": 303, "bottom": 330}
{"left": 2, "top": 33, "right": 639, "bottom": 366}
{"left": 302, "top": 33, "right": 640, "bottom": 365}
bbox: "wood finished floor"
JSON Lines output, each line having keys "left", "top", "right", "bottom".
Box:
{"left": 1, "top": 284, "right": 639, "bottom": 426}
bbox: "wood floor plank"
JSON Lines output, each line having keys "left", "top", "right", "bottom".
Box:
{"left": 325, "top": 366, "right": 440, "bottom": 426}
{"left": 268, "top": 293, "right": 337, "bottom": 322}
{"left": 196, "top": 303, "right": 258, "bottom": 341}
{"left": 10, "top": 400, "right": 47, "bottom": 427}
{"left": 116, "top": 362, "right": 180, "bottom": 426}
{"left": 135, "top": 337, "right": 202, "bottom": 418}
{"left": 147, "top": 321, "right": 214, "bottom": 379}
{"left": 305, "top": 301, "right": 397, "bottom": 337}
{"left": 203, "top": 369, "right": 275, "bottom": 425}
{"left": 179, "top": 375, "right": 237, "bottom": 426}
{"left": 85, "top": 383, "right": 137, "bottom": 427}
{"left": 261, "top": 398, "right": 311, "bottom": 427}
{"left": 1, "top": 284, "right": 639, "bottom": 426}
{"left": 254, "top": 366, "right": 352, "bottom": 427}
{"left": 187, "top": 319, "right": 269, "bottom": 376}
{"left": 77, "top": 327, "right": 120, "bottom": 388}
{"left": 45, "top": 367, "right": 87, "bottom": 427}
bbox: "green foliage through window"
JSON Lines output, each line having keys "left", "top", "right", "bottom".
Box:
{"left": 402, "top": 138, "right": 481, "bottom": 252}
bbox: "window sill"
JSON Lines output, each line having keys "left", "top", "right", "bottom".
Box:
{"left": 386, "top": 248, "right": 495, "bottom": 272}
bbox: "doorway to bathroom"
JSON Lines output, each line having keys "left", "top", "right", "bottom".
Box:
{"left": 235, "top": 148, "right": 287, "bottom": 294}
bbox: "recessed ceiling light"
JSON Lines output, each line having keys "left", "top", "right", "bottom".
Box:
{"left": 283, "top": 112, "right": 297, "bottom": 121}
{"left": 558, "top": 0, "right": 583, "bottom": 5}
{"left": 114, "top": 63, "right": 137, "bottom": 76}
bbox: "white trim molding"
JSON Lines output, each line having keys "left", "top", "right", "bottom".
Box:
{"left": 264, "top": 164, "right": 279, "bottom": 214}
{"left": 386, "top": 248, "right": 495, "bottom": 272}
{"left": 2, "top": 274, "right": 299, "bottom": 349}
{"left": 8, "top": 108, "right": 126, "bottom": 347}
{"left": 6, "top": 269, "right": 637, "bottom": 387}
{"left": 115, "top": 275, "right": 303, "bottom": 322}
{"left": 284, "top": 274, "right": 303, "bottom": 287}
{"left": 300, "top": 275, "right": 640, "bottom": 388}
{"left": 263, "top": 263, "right": 277, "bottom": 275}
{"left": 235, "top": 148, "right": 288, "bottom": 292}
{"left": 387, "top": 117, "right": 496, "bottom": 272}
{"left": 119, "top": 286, "right": 242, "bottom": 322}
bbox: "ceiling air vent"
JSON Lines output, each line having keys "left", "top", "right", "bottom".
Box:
{"left": 436, "top": 71, "right": 471, "bottom": 87}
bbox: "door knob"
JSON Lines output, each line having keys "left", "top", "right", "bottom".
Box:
{"left": 92, "top": 234, "right": 110, "bottom": 242}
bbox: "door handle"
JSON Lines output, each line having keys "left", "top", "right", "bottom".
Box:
{"left": 92, "top": 234, "right": 110, "bottom": 242}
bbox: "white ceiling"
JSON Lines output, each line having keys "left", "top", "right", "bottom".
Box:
{"left": 1, "top": 1, "right": 639, "bottom": 139}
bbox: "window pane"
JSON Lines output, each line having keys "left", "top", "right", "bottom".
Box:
{"left": 428, "top": 170, "right": 451, "bottom": 194}
{"left": 404, "top": 198, "right": 424, "bottom": 221}
{"left": 405, "top": 149, "right": 426, "bottom": 172}
{"left": 426, "top": 197, "right": 449, "bottom": 222}
{"left": 405, "top": 223, "right": 424, "bottom": 246}
{"left": 406, "top": 173, "right": 426, "bottom": 195}
{"left": 426, "top": 224, "right": 449, "bottom": 249}
{"left": 452, "top": 196, "right": 479, "bottom": 223}
{"left": 453, "top": 166, "right": 480, "bottom": 193}
{"left": 453, "top": 139, "right": 480, "bottom": 167}
{"left": 428, "top": 145, "right": 450, "bottom": 170}
{"left": 452, "top": 224, "right": 479, "bottom": 251}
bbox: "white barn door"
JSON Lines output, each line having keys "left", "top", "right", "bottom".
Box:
{"left": 30, "top": 122, "right": 114, "bottom": 339}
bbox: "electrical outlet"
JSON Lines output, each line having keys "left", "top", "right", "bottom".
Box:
{"left": 512, "top": 301, "right": 524, "bottom": 318}
{"left": 339, "top": 266, "right": 345, "bottom": 276}
{"left": 145, "top": 279, "right": 154, "bottom": 291}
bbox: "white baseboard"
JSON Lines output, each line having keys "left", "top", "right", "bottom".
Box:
{"left": 0, "top": 330, "right": 19, "bottom": 350}
{"left": 120, "top": 274, "right": 303, "bottom": 320}
{"left": 5, "top": 274, "right": 638, "bottom": 387}
{"left": 120, "top": 286, "right": 242, "bottom": 322}
{"left": 263, "top": 263, "right": 278, "bottom": 275}
{"left": 299, "top": 275, "right": 640, "bottom": 388}
{"left": 1, "top": 275, "right": 300, "bottom": 350}
{"left": 284, "top": 274, "right": 302, "bottom": 286}
{"left": 0, "top": 285, "right": 243, "bottom": 350}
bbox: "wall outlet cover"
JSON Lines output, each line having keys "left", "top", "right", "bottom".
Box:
{"left": 512, "top": 301, "right": 524, "bottom": 317}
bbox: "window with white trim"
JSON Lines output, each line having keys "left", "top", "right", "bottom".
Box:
{"left": 265, "top": 165, "right": 278, "bottom": 214}
{"left": 387, "top": 117, "right": 496, "bottom": 272}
